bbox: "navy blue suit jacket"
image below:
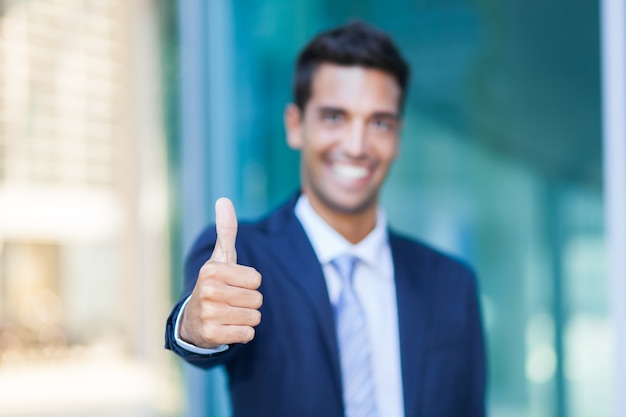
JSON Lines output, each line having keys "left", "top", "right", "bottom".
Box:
{"left": 165, "top": 194, "right": 486, "bottom": 417}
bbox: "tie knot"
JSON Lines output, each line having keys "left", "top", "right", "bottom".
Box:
{"left": 331, "top": 255, "right": 359, "bottom": 287}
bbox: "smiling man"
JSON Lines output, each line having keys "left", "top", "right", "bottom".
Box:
{"left": 285, "top": 63, "right": 401, "bottom": 243}
{"left": 165, "top": 21, "right": 486, "bottom": 417}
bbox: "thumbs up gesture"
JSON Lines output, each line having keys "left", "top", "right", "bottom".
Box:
{"left": 179, "top": 198, "right": 263, "bottom": 349}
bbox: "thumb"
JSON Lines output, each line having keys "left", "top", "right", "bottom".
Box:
{"left": 211, "top": 197, "right": 238, "bottom": 264}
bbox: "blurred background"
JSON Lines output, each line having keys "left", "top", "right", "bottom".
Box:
{"left": 0, "top": 1, "right": 624, "bottom": 417}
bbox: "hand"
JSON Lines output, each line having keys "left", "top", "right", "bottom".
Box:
{"left": 179, "top": 198, "right": 263, "bottom": 348}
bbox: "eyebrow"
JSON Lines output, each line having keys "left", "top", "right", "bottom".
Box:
{"left": 371, "top": 111, "right": 400, "bottom": 121}
{"left": 317, "top": 106, "right": 346, "bottom": 115}
{"left": 316, "top": 106, "right": 400, "bottom": 120}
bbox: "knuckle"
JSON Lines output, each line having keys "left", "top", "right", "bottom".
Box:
{"left": 201, "top": 322, "right": 219, "bottom": 339}
{"left": 199, "top": 262, "right": 219, "bottom": 280}
{"left": 199, "top": 282, "right": 220, "bottom": 301}
{"left": 200, "top": 302, "right": 219, "bottom": 320}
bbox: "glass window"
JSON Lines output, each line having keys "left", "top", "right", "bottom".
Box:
{"left": 174, "top": 1, "right": 609, "bottom": 416}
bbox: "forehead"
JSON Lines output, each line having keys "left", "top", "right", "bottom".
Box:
{"left": 307, "top": 63, "right": 401, "bottom": 114}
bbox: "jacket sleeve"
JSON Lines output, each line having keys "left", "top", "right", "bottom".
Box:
{"left": 164, "top": 294, "right": 242, "bottom": 369}
{"left": 163, "top": 226, "right": 242, "bottom": 369}
{"left": 466, "top": 270, "right": 487, "bottom": 417}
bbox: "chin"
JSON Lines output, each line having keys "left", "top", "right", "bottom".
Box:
{"left": 320, "top": 193, "right": 377, "bottom": 215}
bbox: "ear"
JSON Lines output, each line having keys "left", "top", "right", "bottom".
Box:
{"left": 284, "top": 103, "right": 304, "bottom": 150}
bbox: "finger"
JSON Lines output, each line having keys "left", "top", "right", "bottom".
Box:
{"left": 212, "top": 197, "right": 238, "bottom": 264}
{"left": 225, "top": 287, "right": 263, "bottom": 310}
{"left": 199, "top": 263, "right": 262, "bottom": 290}
{"left": 220, "top": 306, "right": 262, "bottom": 327}
{"left": 198, "top": 280, "right": 263, "bottom": 309}
{"left": 195, "top": 300, "right": 260, "bottom": 327}
{"left": 211, "top": 325, "right": 256, "bottom": 345}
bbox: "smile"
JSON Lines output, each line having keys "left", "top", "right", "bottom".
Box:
{"left": 331, "top": 162, "right": 370, "bottom": 181}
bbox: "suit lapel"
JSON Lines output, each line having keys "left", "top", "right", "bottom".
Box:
{"left": 264, "top": 198, "right": 343, "bottom": 397}
{"left": 262, "top": 198, "right": 431, "bottom": 414}
{"left": 390, "top": 232, "right": 430, "bottom": 417}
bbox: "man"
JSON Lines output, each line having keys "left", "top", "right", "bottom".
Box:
{"left": 165, "top": 21, "right": 486, "bottom": 417}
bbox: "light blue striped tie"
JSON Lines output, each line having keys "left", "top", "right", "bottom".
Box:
{"left": 332, "top": 255, "right": 378, "bottom": 417}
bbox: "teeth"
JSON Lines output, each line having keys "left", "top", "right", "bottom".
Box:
{"left": 333, "top": 163, "right": 369, "bottom": 181}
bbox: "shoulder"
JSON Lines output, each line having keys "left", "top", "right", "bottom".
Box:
{"left": 389, "top": 229, "right": 478, "bottom": 284}
{"left": 388, "top": 230, "right": 483, "bottom": 332}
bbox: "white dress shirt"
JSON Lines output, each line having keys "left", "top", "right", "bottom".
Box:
{"left": 295, "top": 195, "right": 404, "bottom": 417}
{"left": 175, "top": 195, "right": 404, "bottom": 417}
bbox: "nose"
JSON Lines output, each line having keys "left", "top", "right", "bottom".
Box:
{"left": 343, "top": 120, "right": 367, "bottom": 157}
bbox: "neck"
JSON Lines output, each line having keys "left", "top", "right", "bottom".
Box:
{"left": 306, "top": 195, "right": 378, "bottom": 244}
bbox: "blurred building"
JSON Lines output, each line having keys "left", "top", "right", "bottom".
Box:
{"left": 0, "top": 1, "right": 181, "bottom": 416}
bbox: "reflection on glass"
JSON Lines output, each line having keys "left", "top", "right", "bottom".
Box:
{"left": 179, "top": 1, "right": 609, "bottom": 416}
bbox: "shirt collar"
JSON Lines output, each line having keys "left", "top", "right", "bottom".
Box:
{"left": 294, "top": 194, "right": 389, "bottom": 272}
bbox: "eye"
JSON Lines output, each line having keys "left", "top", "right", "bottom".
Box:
{"left": 321, "top": 111, "right": 344, "bottom": 124}
{"left": 371, "top": 117, "right": 395, "bottom": 132}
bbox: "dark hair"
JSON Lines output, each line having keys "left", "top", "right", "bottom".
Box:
{"left": 293, "top": 21, "right": 410, "bottom": 112}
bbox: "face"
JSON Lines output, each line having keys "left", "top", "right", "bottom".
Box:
{"left": 285, "top": 63, "right": 402, "bottom": 219}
